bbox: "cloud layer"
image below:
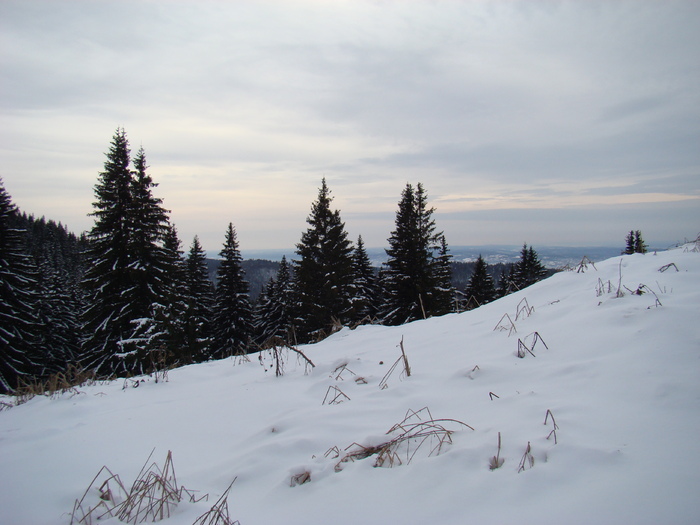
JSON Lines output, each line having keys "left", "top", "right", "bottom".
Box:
{"left": 1, "top": 0, "right": 698, "bottom": 252}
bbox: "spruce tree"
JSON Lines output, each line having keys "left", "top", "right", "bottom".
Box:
{"left": 212, "top": 223, "right": 253, "bottom": 358}
{"left": 185, "top": 236, "right": 214, "bottom": 362}
{"left": 80, "top": 129, "right": 135, "bottom": 375}
{"left": 81, "top": 130, "right": 173, "bottom": 376}
{"left": 254, "top": 255, "right": 294, "bottom": 346}
{"left": 464, "top": 255, "right": 496, "bottom": 309}
{"left": 293, "top": 179, "right": 354, "bottom": 342}
{"left": 634, "top": 230, "right": 648, "bottom": 254}
{"left": 496, "top": 263, "right": 519, "bottom": 297}
{"left": 118, "top": 148, "right": 176, "bottom": 373}
{"left": 381, "top": 183, "right": 447, "bottom": 325}
{"left": 0, "top": 179, "right": 40, "bottom": 393}
{"left": 348, "top": 236, "right": 378, "bottom": 325}
{"left": 126, "top": 224, "right": 189, "bottom": 370}
{"left": 431, "top": 234, "right": 454, "bottom": 315}
{"left": 513, "top": 244, "right": 547, "bottom": 290}
{"left": 624, "top": 230, "right": 636, "bottom": 255}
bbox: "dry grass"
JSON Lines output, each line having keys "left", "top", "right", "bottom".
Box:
{"left": 489, "top": 432, "right": 504, "bottom": 470}
{"left": 493, "top": 313, "right": 517, "bottom": 336}
{"left": 11, "top": 364, "right": 97, "bottom": 406}
{"left": 290, "top": 471, "right": 311, "bottom": 487}
{"left": 516, "top": 332, "right": 549, "bottom": 358}
{"left": 192, "top": 480, "right": 239, "bottom": 525}
{"left": 544, "top": 409, "right": 560, "bottom": 444}
{"left": 515, "top": 298, "right": 535, "bottom": 322}
{"left": 379, "top": 337, "right": 412, "bottom": 390}
{"left": 334, "top": 407, "right": 473, "bottom": 471}
{"left": 70, "top": 450, "right": 226, "bottom": 525}
{"left": 517, "top": 442, "right": 535, "bottom": 473}
{"left": 322, "top": 385, "right": 351, "bottom": 405}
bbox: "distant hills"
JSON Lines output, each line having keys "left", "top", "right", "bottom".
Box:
{"left": 237, "top": 245, "right": 639, "bottom": 269}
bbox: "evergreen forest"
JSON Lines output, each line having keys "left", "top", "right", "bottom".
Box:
{"left": 0, "top": 129, "right": 554, "bottom": 393}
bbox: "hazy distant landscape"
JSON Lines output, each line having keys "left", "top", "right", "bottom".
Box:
{"left": 241, "top": 244, "right": 647, "bottom": 269}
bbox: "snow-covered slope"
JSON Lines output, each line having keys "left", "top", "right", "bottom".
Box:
{"left": 2, "top": 247, "right": 699, "bottom": 525}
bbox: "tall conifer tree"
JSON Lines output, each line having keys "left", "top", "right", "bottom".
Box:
{"left": 431, "top": 234, "right": 454, "bottom": 315}
{"left": 381, "top": 183, "right": 447, "bottom": 325}
{"left": 81, "top": 129, "right": 136, "bottom": 375}
{"left": 81, "top": 130, "right": 172, "bottom": 376}
{"left": 185, "top": 236, "right": 214, "bottom": 362}
{"left": 348, "top": 236, "right": 378, "bottom": 325}
{"left": 293, "top": 179, "right": 354, "bottom": 342}
{"left": 212, "top": 223, "right": 252, "bottom": 357}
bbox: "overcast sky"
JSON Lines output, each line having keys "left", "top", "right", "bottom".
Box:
{"left": 1, "top": 0, "right": 698, "bottom": 254}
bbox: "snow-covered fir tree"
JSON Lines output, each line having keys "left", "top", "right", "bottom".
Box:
{"left": 0, "top": 179, "right": 40, "bottom": 393}
{"left": 253, "top": 255, "right": 294, "bottom": 346}
{"left": 347, "top": 236, "right": 379, "bottom": 325}
{"left": 185, "top": 236, "right": 215, "bottom": 362}
{"left": 293, "top": 179, "right": 354, "bottom": 342}
{"left": 381, "top": 183, "right": 448, "bottom": 325}
{"left": 212, "top": 223, "right": 253, "bottom": 357}
{"left": 431, "top": 234, "right": 454, "bottom": 315}
{"left": 125, "top": 224, "right": 189, "bottom": 370}
{"left": 80, "top": 129, "right": 173, "bottom": 376}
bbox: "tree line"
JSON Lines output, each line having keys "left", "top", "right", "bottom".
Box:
{"left": 1, "top": 129, "right": 552, "bottom": 393}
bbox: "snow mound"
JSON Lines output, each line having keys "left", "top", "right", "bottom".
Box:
{"left": 1, "top": 247, "right": 699, "bottom": 525}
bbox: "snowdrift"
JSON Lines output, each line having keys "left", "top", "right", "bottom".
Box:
{"left": 1, "top": 246, "right": 699, "bottom": 525}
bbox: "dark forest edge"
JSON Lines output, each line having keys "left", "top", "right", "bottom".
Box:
{"left": 0, "top": 128, "right": 648, "bottom": 395}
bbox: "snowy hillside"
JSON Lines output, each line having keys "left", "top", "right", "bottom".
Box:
{"left": 1, "top": 246, "right": 699, "bottom": 525}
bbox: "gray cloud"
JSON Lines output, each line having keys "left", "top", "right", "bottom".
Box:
{"left": 1, "top": 0, "right": 698, "bottom": 251}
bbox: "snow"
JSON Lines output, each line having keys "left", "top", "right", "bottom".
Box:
{"left": 2, "top": 247, "right": 700, "bottom": 524}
